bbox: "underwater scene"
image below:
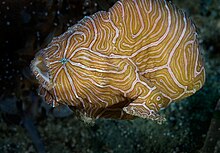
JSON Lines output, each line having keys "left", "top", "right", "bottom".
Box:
{"left": 0, "top": 0, "right": 220, "bottom": 153}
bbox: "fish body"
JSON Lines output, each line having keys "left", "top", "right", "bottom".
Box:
{"left": 31, "top": 0, "right": 205, "bottom": 122}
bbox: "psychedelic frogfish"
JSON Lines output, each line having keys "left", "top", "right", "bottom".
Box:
{"left": 31, "top": 0, "right": 205, "bottom": 123}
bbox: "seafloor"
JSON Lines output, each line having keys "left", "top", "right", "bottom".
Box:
{"left": 0, "top": 0, "right": 220, "bottom": 153}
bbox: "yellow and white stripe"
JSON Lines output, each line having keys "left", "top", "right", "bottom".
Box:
{"left": 31, "top": 0, "right": 205, "bottom": 121}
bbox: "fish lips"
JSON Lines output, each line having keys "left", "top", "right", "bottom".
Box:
{"left": 30, "top": 50, "right": 58, "bottom": 107}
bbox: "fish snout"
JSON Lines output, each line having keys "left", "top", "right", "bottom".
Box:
{"left": 30, "top": 51, "right": 52, "bottom": 91}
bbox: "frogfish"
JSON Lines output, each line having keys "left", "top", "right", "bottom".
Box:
{"left": 31, "top": 0, "right": 205, "bottom": 123}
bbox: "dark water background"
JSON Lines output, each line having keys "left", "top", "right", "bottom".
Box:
{"left": 0, "top": 0, "right": 220, "bottom": 153}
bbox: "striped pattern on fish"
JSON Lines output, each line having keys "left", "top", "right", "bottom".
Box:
{"left": 31, "top": 0, "right": 205, "bottom": 122}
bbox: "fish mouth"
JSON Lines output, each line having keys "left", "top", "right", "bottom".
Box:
{"left": 30, "top": 52, "right": 52, "bottom": 91}
{"left": 30, "top": 51, "right": 58, "bottom": 107}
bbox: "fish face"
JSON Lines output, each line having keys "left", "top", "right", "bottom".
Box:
{"left": 30, "top": 35, "right": 81, "bottom": 107}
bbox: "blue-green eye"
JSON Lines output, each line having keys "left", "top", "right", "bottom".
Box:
{"left": 60, "top": 58, "right": 68, "bottom": 64}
